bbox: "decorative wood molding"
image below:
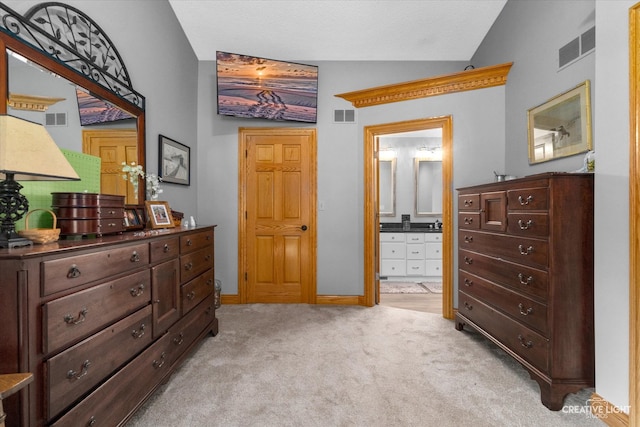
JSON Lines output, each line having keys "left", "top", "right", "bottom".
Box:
{"left": 590, "top": 392, "right": 629, "bottom": 427}
{"left": 335, "top": 62, "right": 513, "bottom": 108}
{"left": 7, "top": 93, "right": 65, "bottom": 111}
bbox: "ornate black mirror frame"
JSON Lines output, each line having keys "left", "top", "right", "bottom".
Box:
{"left": 0, "top": 1, "right": 146, "bottom": 201}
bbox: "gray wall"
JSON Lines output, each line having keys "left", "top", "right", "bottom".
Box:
{"left": 4, "top": 0, "right": 200, "bottom": 216}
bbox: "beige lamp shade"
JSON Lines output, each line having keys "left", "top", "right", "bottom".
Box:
{"left": 0, "top": 115, "right": 80, "bottom": 181}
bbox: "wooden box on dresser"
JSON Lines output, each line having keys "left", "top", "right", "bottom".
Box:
{"left": 455, "top": 173, "right": 593, "bottom": 410}
{"left": 0, "top": 225, "right": 218, "bottom": 427}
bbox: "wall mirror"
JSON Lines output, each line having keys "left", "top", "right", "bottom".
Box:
{"left": 415, "top": 158, "right": 443, "bottom": 216}
{"left": 379, "top": 159, "right": 396, "bottom": 216}
{"left": 0, "top": 3, "right": 146, "bottom": 203}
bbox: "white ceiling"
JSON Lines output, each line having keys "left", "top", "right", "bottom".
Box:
{"left": 168, "top": 0, "right": 507, "bottom": 62}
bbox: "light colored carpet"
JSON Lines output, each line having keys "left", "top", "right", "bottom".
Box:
{"left": 421, "top": 282, "right": 442, "bottom": 294}
{"left": 128, "top": 304, "right": 602, "bottom": 427}
{"left": 380, "top": 281, "right": 428, "bottom": 294}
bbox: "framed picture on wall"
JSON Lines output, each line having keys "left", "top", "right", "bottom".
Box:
{"left": 159, "top": 134, "right": 190, "bottom": 185}
{"left": 527, "top": 80, "right": 592, "bottom": 164}
{"left": 145, "top": 201, "right": 175, "bottom": 229}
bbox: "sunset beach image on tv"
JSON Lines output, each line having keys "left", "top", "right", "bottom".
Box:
{"left": 76, "top": 88, "right": 135, "bottom": 126}
{"left": 216, "top": 51, "right": 318, "bottom": 123}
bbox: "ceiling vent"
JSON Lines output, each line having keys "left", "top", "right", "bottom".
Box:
{"left": 334, "top": 109, "right": 356, "bottom": 124}
{"left": 45, "top": 112, "right": 67, "bottom": 127}
{"left": 559, "top": 26, "right": 595, "bottom": 70}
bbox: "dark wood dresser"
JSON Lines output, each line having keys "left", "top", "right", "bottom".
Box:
{"left": 455, "top": 173, "right": 593, "bottom": 410}
{"left": 0, "top": 226, "right": 218, "bottom": 426}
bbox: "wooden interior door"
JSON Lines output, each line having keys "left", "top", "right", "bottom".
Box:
{"left": 239, "top": 128, "right": 317, "bottom": 304}
{"left": 82, "top": 129, "right": 138, "bottom": 203}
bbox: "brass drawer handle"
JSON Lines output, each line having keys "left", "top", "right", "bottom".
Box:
{"left": 207, "top": 279, "right": 213, "bottom": 286}
{"left": 463, "top": 199, "right": 474, "bottom": 207}
{"left": 518, "top": 303, "right": 533, "bottom": 316}
{"left": 187, "top": 291, "right": 196, "bottom": 300}
{"left": 518, "top": 245, "right": 533, "bottom": 255}
{"left": 464, "top": 301, "right": 473, "bottom": 310}
{"left": 67, "top": 264, "right": 81, "bottom": 278}
{"left": 205, "top": 254, "right": 212, "bottom": 261}
{"left": 518, "top": 273, "right": 533, "bottom": 285}
{"left": 518, "top": 195, "right": 533, "bottom": 206}
{"left": 186, "top": 239, "right": 193, "bottom": 246}
{"left": 130, "top": 251, "right": 140, "bottom": 263}
{"left": 518, "top": 219, "right": 533, "bottom": 230}
{"left": 463, "top": 256, "right": 473, "bottom": 265}
{"left": 464, "top": 235, "right": 473, "bottom": 243}
{"left": 153, "top": 352, "right": 166, "bottom": 369}
{"left": 67, "top": 360, "right": 91, "bottom": 381}
{"left": 132, "top": 323, "right": 146, "bottom": 339}
{"left": 64, "top": 308, "right": 88, "bottom": 325}
{"left": 163, "top": 243, "right": 170, "bottom": 253}
{"left": 185, "top": 262, "right": 194, "bottom": 271}
{"left": 173, "top": 332, "right": 184, "bottom": 346}
{"left": 517, "top": 334, "right": 533, "bottom": 349}
{"left": 464, "top": 278, "right": 473, "bottom": 287}
{"left": 88, "top": 416, "right": 96, "bottom": 426}
{"left": 463, "top": 217, "right": 473, "bottom": 225}
{"left": 130, "top": 283, "right": 145, "bottom": 297}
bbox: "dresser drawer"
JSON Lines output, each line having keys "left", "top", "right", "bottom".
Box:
{"left": 43, "top": 270, "right": 151, "bottom": 354}
{"left": 150, "top": 236, "right": 180, "bottom": 263}
{"left": 406, "top": 244, "right": 425, "bottom": 260}
{"left": 180, "top": 229, "right": 214, "bottom": 254}
{"left": 459, "top": 271, "right": 548, "bottom": 335}
{"left": 459, "top": 230, "right": 548, "bottom": 269}
{"left": 458, "top": 292, "right": 549, "bottom": 371}
{"left": 507, "top": 186, "right": 548, "bottom": 211}
{"left": 182, "top": 269, "right": 214, "bottom": 315}
{"left": 42, "top": 243, "right": 149, "bottom": 296}
{"left": 381, "top": 260, "right": 406, "bottom": 276}
{"left": 98, "top": 206, "right": 124, "bottom": 219}
{"left": 459, "top": 249, "right": 548, "bottom": 300}
{"left": 180, "top": 246, "right": 214, "bottom": 284}
{"left": 380, "top": 243, "right": 405, "bottom": 259}
{"left": 97, "top": 217, "right": 125, "bottom": 234}
{"left": 406, "top": 260, "right": 425, "bottom": 276}
{"left": 458, "top": 193, "right": 480, "bottom": 211}
{"left": 458, "top": 212, "right": 480, "bottom": 230}
{"left": 507, "top": 212, "right": 549, "bottom": 237}
{"left": 168, "top": 293, "right": 216, "bottom": 367}
{"left": 52, "top": 331, "right": 174, "bottom": 427}
{"left": 46, "top": 305, "right": 152, "bottom": 419}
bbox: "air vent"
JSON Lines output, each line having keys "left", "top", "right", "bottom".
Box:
{"left": 45, "top": 112, "right": 67, "bottom": 127}
{"left": 333, "top": 109, "right": 356, "bottom": 124}
{"left": 559, "top": 26, "right": 595, "bottom": 70}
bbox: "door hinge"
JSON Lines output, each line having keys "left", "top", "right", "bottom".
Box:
{"left": 245, "top": 272, "right": 248, "bottom": 281}
{"left": 245, "top": 211, "right": 247, "bottom": 219}
{"left": 245, "top": 149, "right": 248, "bottom": 158}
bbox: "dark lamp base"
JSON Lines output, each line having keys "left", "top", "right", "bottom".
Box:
{"left": 0, "top": 234, "right": 33, "bottom": 249}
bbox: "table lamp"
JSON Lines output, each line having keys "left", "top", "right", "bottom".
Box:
{"left": 0, "top": 115, "right": 80, "bottom": 248}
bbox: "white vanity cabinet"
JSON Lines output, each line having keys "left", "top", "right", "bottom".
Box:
{"left": 380, "top": 232, "right": 442, "bottom": 280}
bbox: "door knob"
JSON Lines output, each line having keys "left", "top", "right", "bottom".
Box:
{"left": 301, "top": 225, "right": 308, "bottom": 231}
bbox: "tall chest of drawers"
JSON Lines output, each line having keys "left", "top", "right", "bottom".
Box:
{"left": 455, "top": 173, "right": 593, "bottom": 410}
{"left": 0, "top": 226, "right": 218, "bottom": 427}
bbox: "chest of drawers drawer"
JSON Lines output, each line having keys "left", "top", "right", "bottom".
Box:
{"left": 43, "top": 269, "right": 151, "bottom": 354}
{"left": 507, "top": 186, "right": 548, "bottom": 210}
{"left": 507, "top": 212, "right": 549, "bottom": 237}
{"left": 167, "top": 293, "right": 216, "bottom": 368}
{"left": 42, "top": 243, "right": 150, "bottom": 296}
{"left": 180, "top": 229, "right": 214, "bottom": 253}
{"left": 458, "top": 292, "right": 549, "bottom": 371}
{"left": 182, "top": 269, "right": 214, "bottom": 315}
{"left": 458, "top": 249, "right": 548, "bottom": 300}
{"left": 150, "top": 236, "right": 180, "bottom": 263}
{"left": 459, "top": 230, "right": 548, "bottom": 269}
{"left": 46, "top": 305, "right": 153, "bottom": 419}
{"left": 458, "top": 193, "right": 479, "bottom": 210}
{"left": 459, "top": 270, "right": 548, "bottom": 335}
{"left": 458, "top": 212, "right": 480, "bottom": 230}
{"left": 180, "top": 246, "right": 214, "bottom": 283}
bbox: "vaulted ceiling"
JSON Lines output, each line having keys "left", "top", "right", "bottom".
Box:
{"left": 168, "top": 0, "right": 507, "bottom": 62}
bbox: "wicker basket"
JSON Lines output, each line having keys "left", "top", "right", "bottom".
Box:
{"left": 18, "top": 209, "right": 61, "bottom": 244}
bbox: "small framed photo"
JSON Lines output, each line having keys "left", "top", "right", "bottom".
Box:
{"left": 159, "top": 134, "right": 190, "bottom": 185}
{"left": 527, "top": 80, "right": 592, "bottom": 164}
{"left": 145, "top": 201, "right": 175, "bottom": 229}
{"left": 124, "top": 207, "right": 143, "bottom": 230}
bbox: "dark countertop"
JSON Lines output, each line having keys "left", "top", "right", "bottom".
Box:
{"left": 380, "top": 223, "right": 442, "bottom": 233}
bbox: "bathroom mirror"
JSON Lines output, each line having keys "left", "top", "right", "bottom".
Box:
{"left": 415, "top": 159, "right": 442, "bottom": 216}
{"left": 379, "top": 159, "right": 396, "bottom": 217}
{"left": 0, "top": 3, "right": 146, "bottom": 203}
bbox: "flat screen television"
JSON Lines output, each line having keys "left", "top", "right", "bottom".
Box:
{"left": 76, "top": 88, "right": 135, "bottom": 126}
{"left": 216, "top": 51, "right": 318, "bottom": 123}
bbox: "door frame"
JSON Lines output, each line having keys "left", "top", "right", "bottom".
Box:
{"left": 237, "top": 127, "right": 318, "bottom": 304}
{"left": 364, "top": 116, "right": 454, "bottom": 319}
